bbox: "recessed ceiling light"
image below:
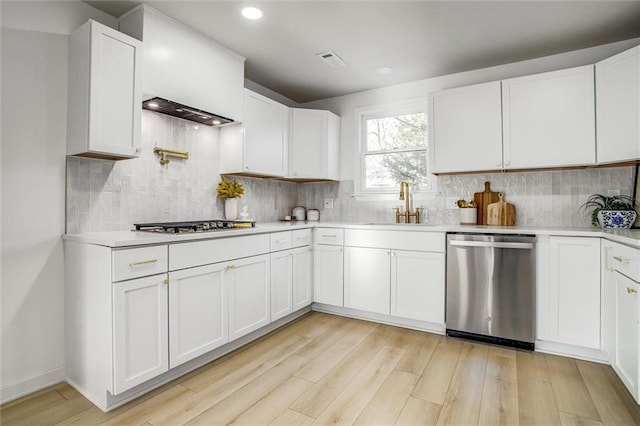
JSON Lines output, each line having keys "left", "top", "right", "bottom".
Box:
{"left": 242, "top": 7, "right": 263, "bottom": 20}
{"left": 148, "top": 102, "right": 159, "bottom": 108}
{"left": 212, "top": 119, "right": 222, "bottom": 125}
{"left": 377, "top": 66, "right": 393, "bottom": 75}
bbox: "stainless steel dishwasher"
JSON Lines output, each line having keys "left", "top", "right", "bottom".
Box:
{"left": 446, "top": 233, "right": 536, "bottom": 350}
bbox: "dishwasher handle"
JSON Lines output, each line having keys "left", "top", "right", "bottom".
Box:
{"left": 449, "top": 240, "right": 534, "bottom": 249}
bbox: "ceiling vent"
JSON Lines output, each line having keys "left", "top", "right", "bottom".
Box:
{"left": 317, "top": 51, "right": 347, "bottom": 68}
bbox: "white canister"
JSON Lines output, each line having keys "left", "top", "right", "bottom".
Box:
{"left": 459, "top": 207, "right": 477, "bottom": 225}
{"left": 307, "top": 209, "right": 320, "bottom": 221}
{"left": 292, "top": 206, "right": 306, "bottom": 221}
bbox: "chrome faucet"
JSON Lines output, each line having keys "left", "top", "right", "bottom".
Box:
{"left": 395, "top": 181, "right": 420, "bottom": 224}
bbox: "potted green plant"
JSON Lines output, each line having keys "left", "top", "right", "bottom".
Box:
{"left": 580, "top": 194, "right": 637, "bottom": 228}
{"left": 216, "top": 176, "right": 244, "bottom": 219}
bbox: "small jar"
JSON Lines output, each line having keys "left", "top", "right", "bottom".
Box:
{"left": 460, "top": 207, "right": 477, "bottom": 225}
{"left": 307, "top": 209, "right": 320, "bottom": 221}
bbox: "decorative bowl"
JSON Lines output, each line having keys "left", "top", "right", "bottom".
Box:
{"left": 597, "top": 210, "right": 637, "bottom": 229}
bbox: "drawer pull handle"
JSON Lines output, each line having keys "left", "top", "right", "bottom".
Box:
{"left": 614, "top": 256, "right": 630, "bottom": 264}
{"left": 129, "top": 258, "right": 158, "bottom": 267}
{"left": 163, "top": 279, "right": 169, "bottom": 286}
{"left": 322, "top": 234, "right": 337, "bottom": 238}
{"left": 225, "top": 264, "right": 236, "bottom": 271}
{"left": 275, "top": 239, "right": 289, "bottom": 244}
{"left": 627, "top": 287, "right": 637, "bottom": 294}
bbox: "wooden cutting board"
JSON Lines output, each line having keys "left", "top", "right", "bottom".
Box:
{"left": 473, "top": 181, "right": 500, "bottom": 225}
{"left": 486, "top": 193, "right": 516, "bottom": 226}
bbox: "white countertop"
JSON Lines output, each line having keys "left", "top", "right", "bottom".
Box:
{"left": 63, "top": 221, "right": 640, "bottom": 248}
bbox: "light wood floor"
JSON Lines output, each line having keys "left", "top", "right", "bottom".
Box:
{"left": 3, "top": 312, "right": 640, "bottom": 425}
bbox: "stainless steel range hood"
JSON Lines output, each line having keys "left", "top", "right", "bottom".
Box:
{"left": 142, "top": 97, "right": 234, "bottom": 126}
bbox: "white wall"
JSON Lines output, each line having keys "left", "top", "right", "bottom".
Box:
{"left": 0, "top": 1, "right": 117, "bottom": 403}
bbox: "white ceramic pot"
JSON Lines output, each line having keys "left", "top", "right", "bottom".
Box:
{"left": 292, "top": 206, "right": 306, "bottom": 221}
{"left": 225, "top": 198, "right": 239, "bottom": 220}
{"left": 460, "top": 207, "right": 477, "bottom": 225}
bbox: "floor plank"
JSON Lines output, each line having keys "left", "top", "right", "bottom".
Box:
{"left": 395, "top": 396, "right": 441, "bottom": 426}
{"left": 412, "top": 337, "right": 464, "bottom": 405}
{"left": 545, "top": 354, "right": 601, "bottom": 421}
{"left": 311, "top": 345, "right": 405, "bottom": 425}
{"left": 394, "top": 331, "right": 441, "bottom": 376}
{"left": 478, "top": 346, "right": 519, "bottom": 425}
{"left": 353, "top": 370, "right": 418, "bottom": 425}
{"left": 517, "top": 377, "right": 562, "bottom": 425}
{"left": 436, "top": 341, "right": 489, "bottom": 425}
{"left": 558, "top": 411, "right": 604, "bottom": 426}
{"left": 269, "top": 409, "right": 314, "bottom": 426}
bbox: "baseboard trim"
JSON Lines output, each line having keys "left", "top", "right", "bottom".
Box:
{"left": 1, "top": 367, "right": 65, "bottom": 405}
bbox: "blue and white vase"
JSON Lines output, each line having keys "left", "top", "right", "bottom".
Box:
{"left": 597, "top": 210, "right": 637, "bottom": 229}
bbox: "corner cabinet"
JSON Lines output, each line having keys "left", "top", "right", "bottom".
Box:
{"left": 220, "top": 90, "right": 289, "bottom": 178}
{"left": 537, "top": 236, "right": 602, "bottom": 356}
{"left": 119, "top": 5, "right": 244, "bottom": 122}
{"left": 428, "top": 81, "right": 503, "bottom": 174}
{"left": 502, "top": 65, "right": 596, "bottom": 169}
{"left": 289, "top": 108, "right": 341, "bottom": 180}
{"left": 596, "top": 45, "right": 640, "bottom": 165}
{"left": 67, "top": 20, "right": 142, "bottom": 160}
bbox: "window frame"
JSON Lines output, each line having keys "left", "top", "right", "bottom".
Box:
{"left": 354, "top": 98, "right": 437, "bottom": 200}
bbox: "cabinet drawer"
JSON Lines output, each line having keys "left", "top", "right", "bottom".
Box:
{"left": 112, "top": 245, "right": 168, "bottom": 282}
{"left": 314, "top": 228, "right": 344, "bottom": 245}
{"left": 345, "top": 229, "right": 445, "bottom": 252}
{"left": 610, "top": 242, "right": 640, "bottom": 282}
{"left": 170, "top": 234, "right": 270, "bottom": 271}
{"left": 292, "top": 229, "right": 312, "bottom": 247}
{"left": 270, "top": 231, "right": 293, "bottom": 251}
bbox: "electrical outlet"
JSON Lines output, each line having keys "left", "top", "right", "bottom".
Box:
{"left": 608, "top": 189, "right": 621, "bottom": 196}
{"left": 447, "top": 197, "right": 459, "bottom": 210}
{"left": 324, "top": 198, "right": 334, "bottom": 209}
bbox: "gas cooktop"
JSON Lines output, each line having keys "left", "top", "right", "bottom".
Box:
{"left": 134, "top": 220, "right": 255, "bottom": 234}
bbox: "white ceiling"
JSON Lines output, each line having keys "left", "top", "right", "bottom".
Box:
{"left": 85, "top": 1, "right": 640, "bottom": 103}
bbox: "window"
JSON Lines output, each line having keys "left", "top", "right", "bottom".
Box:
{"left": 356, "top": 100, "right": 435, "bottom": 198}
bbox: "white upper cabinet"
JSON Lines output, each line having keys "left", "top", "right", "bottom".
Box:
{"left": 428, "top": 81, "right": 503, "bottom": 173}
{"left": 119, "top": 5, "right": 244, "bottom": 122}
{"left": 502, "top": 65, "right": 596, "bottom": 169}
{"left": 67, "top": 20, "right": 142, "bottom": 160}
{"left": 596, "top": 46, "right": 640, "bottom": 164}
{"left": 220, "top": 90, "right": 289, "bottom": 177}
{"left": 289, "top": 108, "right": 341, "bottom": 180}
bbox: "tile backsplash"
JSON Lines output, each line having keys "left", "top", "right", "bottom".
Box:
{"left": 66, "top": 111, "right": 634, "bottom": 232}
{"left": 296, "top": 167, "right": 634, "bottom": 228}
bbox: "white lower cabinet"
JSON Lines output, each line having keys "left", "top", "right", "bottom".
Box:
{"left": 271, "top": 249, "right": 293, "bottom": 321}
{"left": 344, "top": 247, "right": 391, "bottom": 314}
{"left": 613, "top": 271, "right": 639, "bottom": 401}
{"left": 113, "top": 274, "right": 169, "bottom": 395}
{"left": 342, "top": 230, "right": 446, "bottom": 324}
{"left": 538, "top": 236, "right": 601, "bottom": 350}
{"left": 392, "top": 250, "right": 445, "bottom": 323}
{"left": 168, "top": 264, "right": 227, "bottom": 369}
{"left": 313, "top": 244, "right": 344, "bottom": 306}
{"left": 292, "top": 245, "right": 313, "bottom": 310}
{"left": 228, "top": 254, "right": 271, "bottom": 341}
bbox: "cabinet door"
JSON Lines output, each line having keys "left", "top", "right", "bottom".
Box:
{"left": 539, "top": 237, "right": 601, "bottom": 348}
{"left": 227, "top": 254, "right": 270, "bottom": 341}
{"left": 313, "top": 244, "right": 344, "bottom": 306}
{"left": 502, "top": 65, "right": 595, "bottom": 169}
{"left": 68, "top": 20, "right": 142, "bottom": 159}
{"left": 290, "top": 109, "right": 341, "bottom": 180}
{"left": 596, "top": 46, "right": 640, "bottom": 164}
{"left": 428, "top": 81, "right": 503, "bottom": 173}
{"left": 613, "top": 271, "right": 639, "bottom": 401}
{"left": 344, "top": 247, "right": 390, "bottom": 314}
{"left": 243, "top": 90, "right": 288, "bottom": 177}
{"left": 168, "top": 264, "right": 227, "bottom": 368}
{"left": 113, "top": 274, "right": 168, "bottom": 394}
{"left": 391, "top": 250, "right": 445, "bottom": 323}
{"left": 292, "top": 246, "right": 313, "bottom": 311}
{"left": 271, "top": 250, "right": 293, "bottom": 322}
